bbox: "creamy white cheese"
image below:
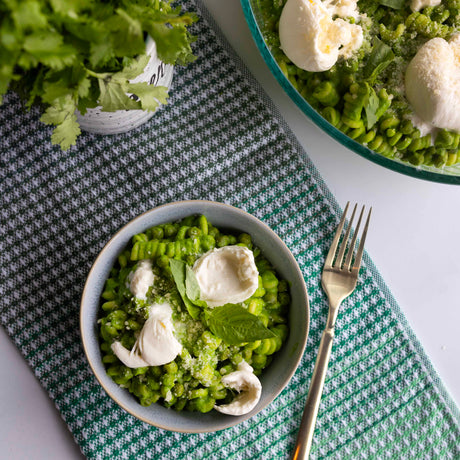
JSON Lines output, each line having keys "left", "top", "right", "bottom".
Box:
{"left": 111, "top": 302, "right": 182, "bottom": 368}
{"left": 129, "top": 259, "right": 155, "bottom": 300}
{"left": 410, "top": 0, "right": 441, "bottom": 12}
{"left": 214, "top": 361, "right": 262, "bottom": 416}
{"left": 192, "top": 245, "right": 259, "bottom": 307}
{"left": 279, "top": 0, "right": 363, "bottom": 72}
{"left": 405, "top": 35, "right": 460, "bottom": 134}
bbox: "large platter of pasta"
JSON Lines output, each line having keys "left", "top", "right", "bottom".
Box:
{"left": 241, "top": 0, "right": 460, "bottom": 183}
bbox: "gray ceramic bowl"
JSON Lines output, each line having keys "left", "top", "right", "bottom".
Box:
{"left": 80, "top": 200, "right": 309, "bottom": 432}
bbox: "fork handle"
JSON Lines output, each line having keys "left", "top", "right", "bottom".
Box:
{"left": 292, "top": 326, "right": 335, "bottom": 460}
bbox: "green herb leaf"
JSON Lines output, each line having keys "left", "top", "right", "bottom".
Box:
{"left": 107, "top": 9, "right": 145, "bottom": 58}
{"left": 208, "top": 304, "right": 276, "bottom": 345}
{"left": 170, "top": 259, "right": 201, "bottom": 319}
{"left": 126, "top": 82, "right": 168, "bottom": 112}
{"left": 146, "top": 22, "right": 196, "bottom": 66}
{"left": 50, "top": 113, "right": 81, "bottom": 150}
{"left": 185, "top": 265, "right": 200, "bottom": 302}
{"left": 116, "top": 55, "right": 150, "bottom": 80}
{"left": 379, "top": 0, "right": 405, "bottom": 9}
{"left": 23, "top": 31, "right": 76, "bottom": 69}
{"left": 40, "top": 95, "right": 81, "bottom": 150}
{"left": 98, "top": 78, "right": 141, "bottom": 112}
{"left": 363, "top": 38, "right": 395, "bottom": 83}
{"left": 364, "top": 84, "right": 380, "bottom": 129}
{"left": 11, "top": 0, "right": 48, "bottom": 30}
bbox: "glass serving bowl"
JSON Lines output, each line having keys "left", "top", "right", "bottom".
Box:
{"left": 240, "top": 0, "right": 460, "bottom": 185}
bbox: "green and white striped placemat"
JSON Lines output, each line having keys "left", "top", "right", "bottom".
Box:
{"left": 1, "top": 1, "right": 459, "bottom": 458}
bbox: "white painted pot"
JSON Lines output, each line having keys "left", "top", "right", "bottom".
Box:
{"left": 77, "top": 36, "right": 174, "bottom": 134}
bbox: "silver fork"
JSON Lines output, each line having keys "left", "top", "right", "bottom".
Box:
{"left": 292, "top": 202, "right": 372, "bottom": 460}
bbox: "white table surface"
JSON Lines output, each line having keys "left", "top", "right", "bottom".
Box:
{"left": 1, "top": 1, "right": 459, "bottom": 458}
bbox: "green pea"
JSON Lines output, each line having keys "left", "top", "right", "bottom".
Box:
{"left": 107, "top": 310, "right": 127, "bottom": 329}
{"left": 162, "top": 373, "right": 176, "bottom": 388}
{"left": 228, "top": 235, "right": 237, "bottom": 245}
{"left": 252, "top": 353, "right": 267, "bottom": 369}
{"left": 151, "top": 226, "right": 164, "bottom": 240}
{"left": 149, "top": 366, "right": 163, "bottom": 378}
{"left": 195, "top": 396, "right": 216, "bottom": 413}
{"left": 201, "top": 234, "right": 216, "bottom": 251}
{"left": 174, "top": 398, "right": 188, "bottom": 411}
{"left": 278, "top": 280, "right": 288, "bottom": 292}
{"left": 132, "top": 381, "right": 152, "bottom": 399}
{"left": 164, "top": 361, "right": 178, "bottom": 374}
{"left": 112, "top": 366, "right": 133, "bottom": 385}
{"left": 126, "top": 318, "right": 141, "bottom": 331}
{"left": 134, "top": 366, "right": 148, "bottom": 376}
{"left": 101, "top": 324, "right": 118, "bottom": 341}
{"left": 231, "top": 353, "right": 243, "bottom": 365}
{"left": 188, "top": 226, "right": 201, "bottom": 238}
{"left": 163, "top": 394, "right": 177, "bottom": 407}
{"left": 140, "top": 393, "right": 160, "bottom": 406}
{"left": 201, "top": 331, "right": 222, "bottom": 350}
{"left": 242, "top": 348, "right": 253, "bottom": 361}
{"left": 210, "top": 384, "right": 227, "bottom": 400}
{"left": 279, "top": 292, "right": 290, "bottom": 306}
{"left": 173, "top": 383, "right": 185, "bottom": 397}
{"left": 101, "top": 290, "right": 116, "bottom": 300}
{"left": 238, "top": 233, "right": 252, "bottom": 246}
{"left": 263, "top": 291, "right": 278, "bottom": 306}
{"left": 208, "top": 226, "right": 219, "bottom": 238}
{"left": 101, "top": 300, "right": 118, "bottom": 312}
{"left": 147, "top": 376, "right": 160, "bottom": 391}
{"left": 102, "top": 354, "right": 118, "bottom": 364}
{"left": 216, "top": 235, "right": 229, "bottom": 247}
{"left": 164, "top": 224, "right": 177, "bottom": 238}
{"left": 118, "top": 253, "right": 128, "bottom": 268}
{"left": 100, "top": 342, "right": 111, "bottom": 353}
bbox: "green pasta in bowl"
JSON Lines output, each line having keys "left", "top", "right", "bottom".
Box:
{"left": 81, "top": 201, "right": 309, "bottom": 432}
{"left": 241, "top": 0, "right": 460, "bottom": 183}
{"left": 100, "top": 215, "right": 290, "bottom": 414}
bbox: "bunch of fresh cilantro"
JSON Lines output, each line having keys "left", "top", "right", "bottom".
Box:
{"left": 0, "top": 0, "right": 197, "bottom": 149}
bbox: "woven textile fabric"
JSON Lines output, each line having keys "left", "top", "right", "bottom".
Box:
{"left": 1, "top": 1, "right": 459, "bottom": 458}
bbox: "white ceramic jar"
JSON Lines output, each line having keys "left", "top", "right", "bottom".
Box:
{"left": 77, "top": 36, "right": 174, "bottom": 134}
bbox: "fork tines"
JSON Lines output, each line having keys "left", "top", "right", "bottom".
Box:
{"left": 325, "top": 202, "right": 372, "bottom": 273}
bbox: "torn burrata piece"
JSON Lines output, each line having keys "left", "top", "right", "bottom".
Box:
{"left": 214, "top": 361, "right": 262, "bottom": 416}
{"left": 128, "top": 259, "right": 155, "bottom": 300}
{"left": 405, "top": 35, "right": 460, "bottom": 134}
{"left": 279, "top": 0, "right": 363, "bottom": 72}
{"left": 192, "top": 245, "right": 259, "bottom": 307}
{"left": 111, "top": 302, "right": 182, "bottom": 368}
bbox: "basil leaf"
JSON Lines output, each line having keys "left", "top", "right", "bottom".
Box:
{"left": 364, "top": 84, "right": 380, "bottom": 129}
{"left": 169, "top": 259, "right": 201, "bottom": 319}
{"left": 185, "top": 264, "right": 200, "bottom": 302}
{"left": 363, "top": 38, "right": 395, "bottom": 83}
{"left": 379, "top": 0, "right": 405, "bottom": 9}
{"left": 208, "top": 304, "right": 276, "bottom": 345}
